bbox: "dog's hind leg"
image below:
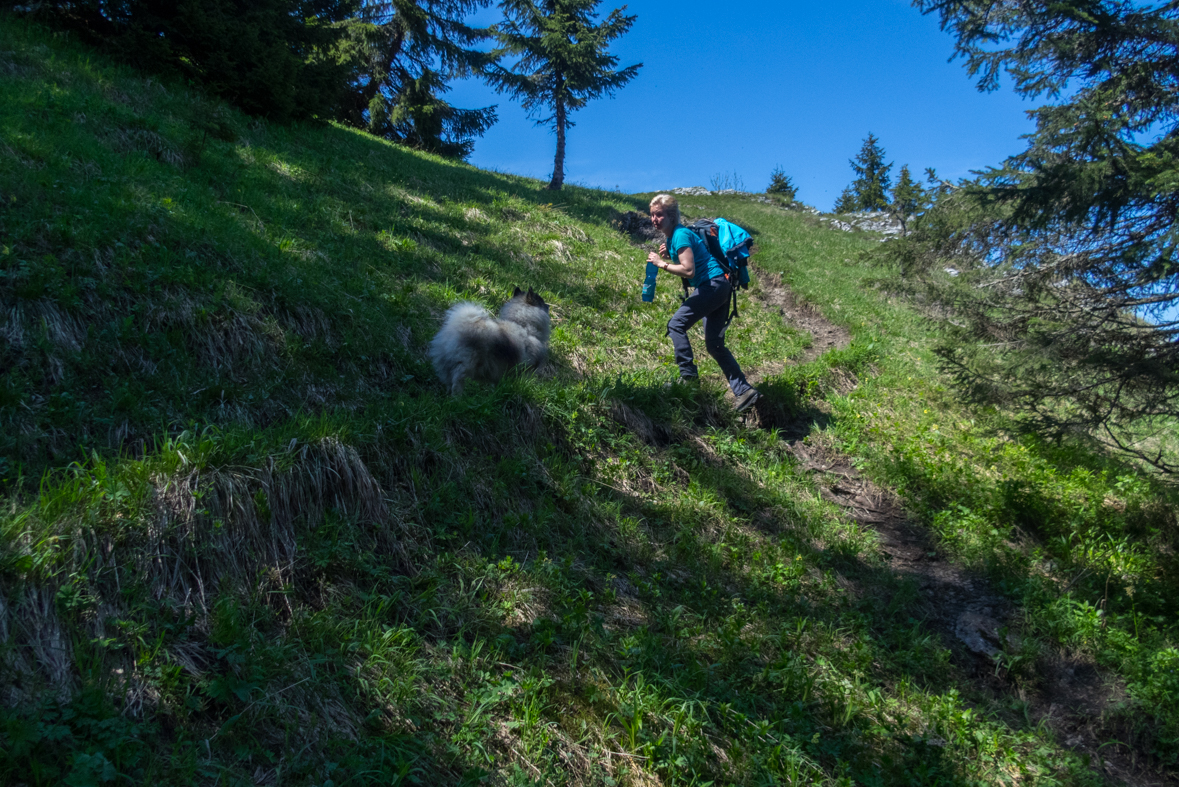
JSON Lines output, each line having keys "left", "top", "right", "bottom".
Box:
{"left": 448, "top": 370, "right": 465, "bottom": 396}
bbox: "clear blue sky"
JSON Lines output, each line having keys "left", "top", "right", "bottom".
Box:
{"left": 446, "top": 0, "right": 1039, "bottom": 210}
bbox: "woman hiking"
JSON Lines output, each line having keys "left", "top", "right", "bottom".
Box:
{"left": 646, "top": 193, "right": 760, "bottom": 412}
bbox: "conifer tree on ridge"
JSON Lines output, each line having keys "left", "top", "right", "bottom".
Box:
{"left": 341, "top": 0, "right": 500, "bottom": 159}
{"left": 766, "top": 166, "right": 798, "bottom": 201}
{"left": 888, "top": 164, "right": 927, "bottom": 233}
{"left": 487, "top": 0, "right": 641, "bottom": 190}
{"left": 835, "top": 133, "right": 893, "bottom": 212}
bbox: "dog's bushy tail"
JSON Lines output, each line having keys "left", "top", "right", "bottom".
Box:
{"left": 429, "top": 302, "right": 521, "bottom": 394}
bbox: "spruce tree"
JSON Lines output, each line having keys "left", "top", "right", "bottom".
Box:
{"left": 838, "top": 133, "right": 892, "bottom": 212}
{"left": 897, "top": 1, "right": 1179, "bottom": 472}
{"left": 26, "top": 0, "right": 358, "bottom": 121}
{"left": 487, "top": 0, "right": 641, "bottom": 190}
{"left": 340, "top": 0, "right": 499, "bottom": 159}
{"left": 766, "top": 166, "right": 798, "bottom": 201}
{"left": 888, "top": 164, "right": 927, "bottom": 233}
{"left": 833, "top": 187, "right": 857, "bottom": 215}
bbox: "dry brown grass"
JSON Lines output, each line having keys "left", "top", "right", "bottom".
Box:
{"left": 147, "top": 437, "right": 396, "bottom": 613}
{"left": 0, "top": 585, "right": 75, "bottom": 704}
{"left": 1, "top": 435, "right": 422, "bottom": 710}
{"left": 108, "top": 125, "right": 185, "bottom": 168}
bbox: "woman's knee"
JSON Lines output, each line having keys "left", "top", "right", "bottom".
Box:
{"left": 667, "top": 312, "right": 693, "bottom": 336}
{"left": 704, "top": 336, "right": 728, "bottom": 357}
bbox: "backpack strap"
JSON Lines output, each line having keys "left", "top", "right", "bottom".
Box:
{"left": 687, "top": 220, "right": 734, "bottom": 277}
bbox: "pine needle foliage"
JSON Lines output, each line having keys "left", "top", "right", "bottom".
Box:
{"left": 898, "top": 0, "right": 1179, "bottom": 473}
{"left": 888, "top": 164, "right": 927, "bottom": 233}
{"left": 338, "top": 0, "right": 500, "bottom": 159}
{"left": 766, "top": 165, "right": 798, "bottom": 200}
{"left": 832, "top": 186, "right": 857, "bottom": 214}
{"left": 13, "top": 0, "right": 358, "bottom": 121}
{"left": 835, "top": 132, "right": 892, "bottom": 213}
{"left": 487, "top": 0, "right": 641, "bottom": 189}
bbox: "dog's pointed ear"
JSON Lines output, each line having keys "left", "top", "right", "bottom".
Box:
{"left": 525, "top": 288, "right": 542, "bottom": 306}
{"left": 513, "top": 286, "right": 524, "bottom": 297}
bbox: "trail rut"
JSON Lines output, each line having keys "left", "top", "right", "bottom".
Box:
{"left": 751, "top": 266, "right": 1174, "bottom": 787}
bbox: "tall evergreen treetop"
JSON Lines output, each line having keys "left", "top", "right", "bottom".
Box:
{"left": 487, "top": 0, "right": 641, "bottom": 190}
{"left": 841, "top": 133, "right": 893, "bottom": 212}
{"left": 340, "top": 0, "right": 499, "bottom": 158}
{"left": 888, "top": 164, "right": 928, "bottom": 233}
{"left": 766, "top": 166, "right": 798, "bottom": 201}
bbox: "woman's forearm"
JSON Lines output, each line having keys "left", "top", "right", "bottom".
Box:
{"left": 646, "top": 242, "right": 694, "bottom": 280}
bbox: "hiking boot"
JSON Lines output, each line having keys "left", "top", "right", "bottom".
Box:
{"left": 734, "top": 388, "right": 760, "bottom": 413}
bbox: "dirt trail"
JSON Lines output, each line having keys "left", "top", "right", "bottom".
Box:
{"left": 749, "top": 267, "right": 1174, "bottom": 787}
{"left": 750, "top": 268, "right": 851, "bottom": 365}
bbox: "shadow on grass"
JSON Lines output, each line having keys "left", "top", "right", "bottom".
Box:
{"left": 375, "top": 379, "right": 1010, "bottom": 784}
{"left": 0, "top": 57, "right": 650, "bottom": 478}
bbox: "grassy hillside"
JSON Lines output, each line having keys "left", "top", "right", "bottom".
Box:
{"left": 2, "top": 14, "right": 1178, "bottom": 786}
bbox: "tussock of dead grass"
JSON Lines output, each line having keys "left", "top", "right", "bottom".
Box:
{"left": 107, "top": 125, "right": 185, "bottom": 168}
{"left": 0, "top": 585, "right": 75, "bottom": 703}
{"left": 148, "top": 436, "right": 397, "bottom": 613}
{"left": 1, "top": 435, "right": 410, "bottom": 705}
{"left": 1, "top": 299, "right": 86, "bottom": 353}
{"left": 607, "top": 401, "right": 670, "bottom": 447}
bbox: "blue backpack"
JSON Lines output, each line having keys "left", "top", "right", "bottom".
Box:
{"left": 685, "top": 217, "right": 754, "bottom": 323}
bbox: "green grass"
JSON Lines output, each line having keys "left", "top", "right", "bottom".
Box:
{"left": 2, "top": 13, "right": 1178, "bottom": 786}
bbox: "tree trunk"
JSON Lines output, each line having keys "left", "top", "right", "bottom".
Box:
{"left": 548, "top": 93, "right": 566, "bottom": 190}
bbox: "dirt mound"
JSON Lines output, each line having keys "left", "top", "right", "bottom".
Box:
{"left": 611, "top": 210, "right": 663, "bottom": 248}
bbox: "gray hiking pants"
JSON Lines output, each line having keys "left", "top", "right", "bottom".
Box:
{"left": 667, "top": 276, "right": 754, "bottom": 397}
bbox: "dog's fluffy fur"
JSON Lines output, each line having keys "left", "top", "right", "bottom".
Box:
{"left": 429, "top": 287, "right": 552, "bottom": 394}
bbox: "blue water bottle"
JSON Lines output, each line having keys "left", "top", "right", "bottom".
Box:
{"left": 641, "top": 261, "right": 658, "bottom": 302}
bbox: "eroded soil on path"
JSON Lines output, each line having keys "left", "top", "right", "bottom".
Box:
{"left": 750, "top": 271, "right": 1175, "bottom": 787}
{"left": 750, "top": 268, "right": 852, "bottom": 366}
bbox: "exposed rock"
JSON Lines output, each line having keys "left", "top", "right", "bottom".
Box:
{"left": 954, "top": 610, "right": 1007, "bottom": 657}
{"left": 819, "top": 211, "right": 906, "bottom": 239}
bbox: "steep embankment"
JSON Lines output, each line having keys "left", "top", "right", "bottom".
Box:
{"left": 3, "top": 14, "right": 1178, "bottom": 787}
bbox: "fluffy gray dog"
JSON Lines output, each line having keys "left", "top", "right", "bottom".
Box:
{"left": 429, "top": 287, "right": 552, "bottom": 395}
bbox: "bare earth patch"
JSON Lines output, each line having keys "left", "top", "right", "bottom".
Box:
{"left": 749, "top": 265, "right": 852, "bottom": 365}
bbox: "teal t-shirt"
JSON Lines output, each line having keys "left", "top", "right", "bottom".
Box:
{"left": 668, "top": 227, "right": 726, "bottom": 288}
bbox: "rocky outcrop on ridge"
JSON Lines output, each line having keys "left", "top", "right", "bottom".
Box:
{"left": 820, "top": 211, "right": 905, "bottom": 237}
